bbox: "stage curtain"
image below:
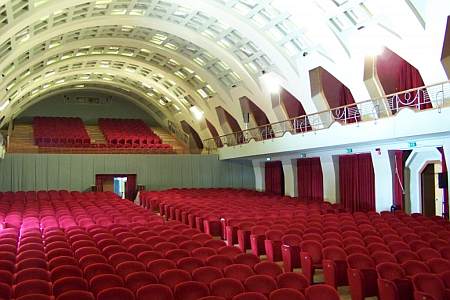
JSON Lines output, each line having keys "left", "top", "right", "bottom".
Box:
{"left": 393, "top": 150, "right": 404, "bottom": 210}
{"left": 297, "top": 158, "right": 323, "bottom": 201}
{"left": 265, "top": 161, "right": 284, "bottom": 195}
{"left": 438, "top": 147, "right": 449, "bottom": 218}
{"left": 339, "top": 153, "right": 375, "bottom": 212}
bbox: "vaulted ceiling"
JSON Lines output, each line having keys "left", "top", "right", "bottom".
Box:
{"left": 0, "top": 0, "right": 448, "bottom": 143}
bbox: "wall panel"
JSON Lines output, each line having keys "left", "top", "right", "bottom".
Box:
{"left": 0, "top": 154, "right": 255, "bottom": 193}
{"left": 47, "top": 156, "right": 60, "bottom": 190}
{"left": 35, "top": 155, "right": 48, "bottom": 190}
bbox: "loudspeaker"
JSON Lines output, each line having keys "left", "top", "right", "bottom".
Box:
{"left": 438, "top": 172, "right": 448, "bottom": 188}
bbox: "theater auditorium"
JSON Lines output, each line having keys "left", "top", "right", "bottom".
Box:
{"left": 0, "top": 1, "right": 449, "bottom": 299}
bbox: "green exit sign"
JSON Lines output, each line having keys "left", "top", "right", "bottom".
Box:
{"left": 408, "top": 141, "right": 417, "bottom": 148}
{"left": 346, "top": 148, "right": 353, "bottom": 153}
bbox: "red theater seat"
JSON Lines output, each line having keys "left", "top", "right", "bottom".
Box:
{"left": 174, "top": 281, "right": 210, "bottom": 300}
{"left": 269, "top": 288, "right": 305, "bottom": 300}
{"left": 224, "top": 264, "right": 255, "bottom": 282}
{"left": 192, "top": 266, "right": 224, "bottom": 284}
{"left": 136, "top": 284, "right": 174, "bottom": 300}
{"left": 96, "top": 287, "right": 135, "bottom": 300}
{"left": 376, "top": 262, "right": 413, "bottom": 300}
{"left": 244, "top": 275, "right": 278, "bottom": 297}
{"left": 305, "top": 284, "right": 339, "bottom": 300}
{"left": 125, "top": 271, "right": 158, "bottom": 293}
{"left": 211, "top": 278, "right": 245, "bottom": 300}
{"left": 56, "top": 290, "right": 95, "bottom": 300}
{"left": 52, "top": 277, "right": 89, "bottom": 298}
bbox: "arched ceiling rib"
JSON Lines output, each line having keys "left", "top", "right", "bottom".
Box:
{"left": 6, "top": 61, "right": 222, "bottom": 134}
{"left": 7, "top": 74, "right": 209, "bottom": 141}
{"left": 1, "top": 43, "right": 245, "bottom": 131}
{"left": 0, "top": 26, "right": 243, "bottom": 96}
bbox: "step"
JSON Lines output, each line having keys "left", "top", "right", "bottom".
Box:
{"left": 85, "top": 125, "right": 107, "bottom": 144}
{"left": 151, "top": 127, "right": 188, "bottom": 154}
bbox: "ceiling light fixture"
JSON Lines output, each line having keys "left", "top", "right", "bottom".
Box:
{"left": 190, "top": 105, "right": 204, "bottom": 121}
{"left": 260, "top": 71, "right": 281, "bottom": 94}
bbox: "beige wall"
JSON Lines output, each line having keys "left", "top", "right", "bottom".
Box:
{"left": 0, "top": 154, "right": 255, "bottom": 192}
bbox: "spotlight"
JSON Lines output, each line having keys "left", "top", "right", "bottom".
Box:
{"left": 189, "top": 106, "right": 204, "bottom": 121}
{"left": 260, "top": 71, "right": 281, "bottom": 94}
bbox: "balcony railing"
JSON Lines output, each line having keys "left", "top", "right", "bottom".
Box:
{"left": 204, "top": 80, "right": 450, "bottom": 152}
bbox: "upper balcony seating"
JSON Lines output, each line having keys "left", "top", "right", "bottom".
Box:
{"left": 33, "top": 117, "right": 90, "bottom": 147}
{"left": 99, "top": 118, "right": 170, "bottom": 149}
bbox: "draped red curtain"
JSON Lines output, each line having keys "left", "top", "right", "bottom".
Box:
{"left": 393, "top": 150, "right": 404, "bottom": 210}
{"left": 397, "top": 62, "right": 431, "bottom": 111}
{"left": 265, "top": 161, "right": 284, "bottom": 195}
{"left": 339, "top": 153, "right": 375, "bottom": 212}
{"left": 438, "top": 147, "right": 449, "bottom": 218}
{"left": 125, "top": 174, "right": 137, "bottom": 200}
{"left": 95, "top": 175, "right": 114, "bottom": 192}
{"left": 338, "top": 87, "right": 361, "bottom": 123}
{"left": 297, "top": 158, "right": 323, "bottom": 201}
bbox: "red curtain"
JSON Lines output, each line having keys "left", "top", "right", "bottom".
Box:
{"left": 126, "top": 174, "right": 137, "bottom": 200}
{"left": 438, "top": 147, "right": 449, "bottom": 218}
{"left": 338, "top": 87, "right": 361, "bottom": 123}
{"left": 265, "top": 161, "right": 284, "bottom": 195}
{"left": 393, "top": 150, "right": 404, "bottom": 210}
{"left": 297, "top": 158, "right": 323, "bottom": 201}
{"left": 339, "top": 153, "right": 376, "bottom": 212}
{"left": 397, "top": 62, "right": 431, "bottom": 111}
{"left": 95, "top": 175, "right": 114, "bottom": 192}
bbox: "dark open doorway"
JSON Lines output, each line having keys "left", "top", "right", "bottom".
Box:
{"left": 96, "top": 174, "right": 137, "bottom": 200}
{"left": 421, "top": 164, "right": 435, "bottom": 217}
{"left": 420, "top": 162, "right": 445, "bottom": 217}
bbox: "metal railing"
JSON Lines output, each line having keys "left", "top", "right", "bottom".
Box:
{"left": 167, "top": 120, "right": 190, "bottom": 146}
{"left": 204, "top": 80, "right": 450, "bottom": 152}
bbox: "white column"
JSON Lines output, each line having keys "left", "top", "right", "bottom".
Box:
{"left": 443, "top": 142, "right": 450, "bottom": 185}
{"left": 282, "top": 159, "right": 297, "bottom": 197}
{"left": 443, "top": 142, "right": 450, "bottom": 216}
{"left": 321, "top": 155, "right": 338, "bottom": 203}
{"left": 252, "top": 160, "right": 265, "bottom": 192}
{"left": 371, "top": 149, "right": 394, "bottom": 212}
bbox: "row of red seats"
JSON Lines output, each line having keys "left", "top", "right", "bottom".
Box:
{"left": 140, "top": 189, "right": 341, "bottom": 238}
{"left": 33, "top": 117, "right": 91, "bottom": 147}
{"left": 38, "top": 143, "right": 172, "bottom": 149}
{"left": 140, "top": 188, "right": 450, "bottom": 300}
{"left": 0, "top": 190, "right": 343, "bottom": 300}
{"left": 99, "top": 118, "right": 162, "bottom": 147}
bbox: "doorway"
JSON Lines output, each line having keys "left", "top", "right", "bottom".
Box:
{"left": 114, "top": 177, "right": 128, "bottom": 199}
{"left": 96, "top": 174, "right": 137, "bottom": 200}
{"left": 421, "top": 163, "right": 443, "bottom": 217}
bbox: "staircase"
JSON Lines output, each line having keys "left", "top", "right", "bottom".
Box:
{"left": 152, "top": 127, "right": 187, "bottom": 154}
{"left": 8, "top": 124, "right": 38, "bottom": 153}
{"left": 85, "top": 125, "right": 106, "bottom": 145}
